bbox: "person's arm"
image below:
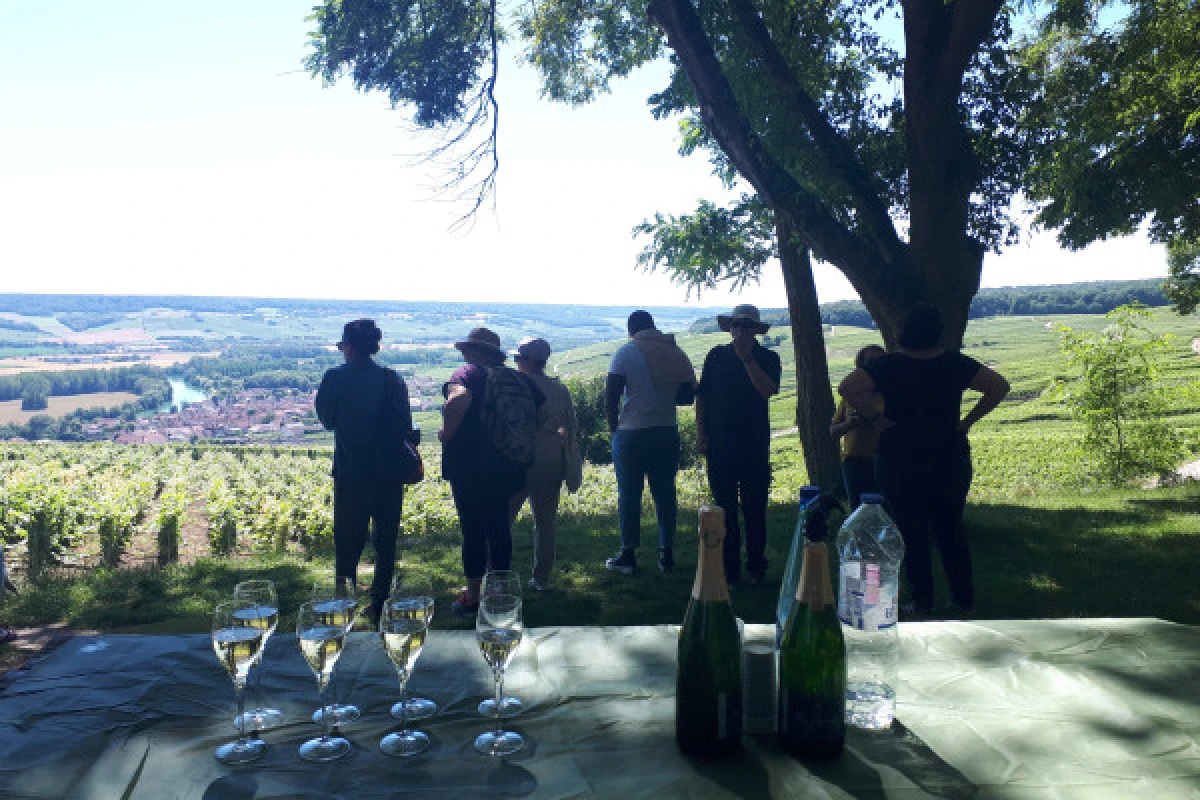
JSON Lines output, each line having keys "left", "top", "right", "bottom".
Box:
{"left": 695, "top": 394, "right": 708, "bottom": 455}
{"left": 440, "top": 382, "right": 472, "bottom": 442}
{"left": 829, "top": 404, "right": 858, "bottom": 441}
{"left": 604, "top": 373, "right": 625, "bottom": 432}
{"left": 734, "top": 339, "right": 779, "bottom": 398}
{"left": 839, "top": 368, "right": 890, "bottom": 428}
{"left": 314, "top": 371, "right": 336, "bottom": 431}
{"left": 392, "top": 373, "right": 416, "bottom": 445}
{"left": 957, "top": 365, "right": 1010, "bottom": 432}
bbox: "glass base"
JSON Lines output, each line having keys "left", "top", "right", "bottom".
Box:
{"left": 234, "top": 707, "right": 285, "bottom": 732}
{"left": 380, "top": 729, "right": 430, "bottom": 757}
{"left": 215, "top": 736, "right": 267, "bottom": 765}
{"left": 474, "top": 729, "right": 524, "bottom": 757}
{"left": 299, "top": 734, "right": 352, "bottom": 763}
{"left": 392, "top": 696, "right": 437, "bottom": 721}
{"left": 312, "top": 703, "right": 360, "bottom": 726}
{"left": 477, "top": 696, "right": 523, "bottom": 719}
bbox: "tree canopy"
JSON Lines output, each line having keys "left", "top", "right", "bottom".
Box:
{"left": 1023, "top": 0, "right": 1200, "bottom": 312}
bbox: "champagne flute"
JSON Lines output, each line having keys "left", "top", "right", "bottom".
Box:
{"left": 379, "top": 582, "right": 434, "bottom": 757}
{"left": 389, "top": 573, "right": 437, "bottom": 722}
{"left": 231, "top": 579, "right": 284, "bottom": 732}
{"left": 211, "top": 600, "right": 268, "bottom": 765}
{"left": 474, "top": 594, "right": 524, "bottom": 756}
{"left": 296, "top": 600, "right": 352, "bottom": 762}
{"left": 477, "top": 569, "right": 523, "bottom": 719}
{"left": 311, "top": 577, "right": 361, "bottom": 726}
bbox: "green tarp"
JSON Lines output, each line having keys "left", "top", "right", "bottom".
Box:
{"left": 0, "top": 619, "right": 1197, "bottom": 798}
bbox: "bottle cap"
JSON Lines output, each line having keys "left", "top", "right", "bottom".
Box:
{"left": 860, "top": 492, "right": 885, "bottom": 505}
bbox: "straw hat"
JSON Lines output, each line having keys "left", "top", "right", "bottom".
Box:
{"left": 716, "top": 304, "right": 770, "bottom": 335}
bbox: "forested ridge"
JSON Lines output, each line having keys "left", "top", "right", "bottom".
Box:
{"left": 690, "top": 279, "right": 1171, "bottom": 332}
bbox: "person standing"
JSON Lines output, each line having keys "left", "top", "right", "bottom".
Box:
{"left": 507, "top": 337, "right": 583, "bottom": 591}
{"left": 441, "top": 328, "right": 543, "bottom": 614}
{"left": 696, "top": 304, "right": 781, "bottom": 586}
{"left": 830, "top": 344, "right": 886, "bottom": 507}
{"left": 315, "top": 319, "right": 416, "bottom": 625}
{"left": 838, "top": 305, "right": 1009, "bottom": 616}
{"left": 604, "top": 310, "right": 697, "bottom": 575}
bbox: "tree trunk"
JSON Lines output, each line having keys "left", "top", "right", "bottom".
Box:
{"left": 777, "top": 216, "right": 842, "bottom": 493}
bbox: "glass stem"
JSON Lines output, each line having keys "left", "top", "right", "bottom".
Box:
{"left": 398, "top": 672, "right": 409, "bottom": 733}
{"left": 235, "top": 680, "right": 248, "bottom": 745}
{"left": 494, "top": 670, "right": 505, "bottom": 736}
{"left": 318, "top": 675, "right": 332, "bottom": 742}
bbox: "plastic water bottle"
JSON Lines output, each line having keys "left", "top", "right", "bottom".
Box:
{"left": 775, "top": 486, "right": 821, "bottom": 646}
{"left": 835, "top": 493, "right": 904, "bottom": 730}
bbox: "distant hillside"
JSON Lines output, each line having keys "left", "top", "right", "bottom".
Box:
{"left": 0, "top": 295, "right": 719, "bottom": 350}
{"left": 688, "top": 279, "right": 1171, "bottom": 333}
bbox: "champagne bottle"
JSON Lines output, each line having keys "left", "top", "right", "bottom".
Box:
{"left": 778, "top": 496, "right": 846, "bottom": 759}
{"left": 676, "top": 505, "right": 743, "bottom": 758}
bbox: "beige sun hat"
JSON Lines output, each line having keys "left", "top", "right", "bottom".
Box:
{"left": 717, "top": 304, "right": 770, "bottom": 335}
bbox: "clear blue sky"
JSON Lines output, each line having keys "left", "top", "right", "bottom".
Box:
{"left": 0, "top": 1, "right": 1167, "bottom": 309}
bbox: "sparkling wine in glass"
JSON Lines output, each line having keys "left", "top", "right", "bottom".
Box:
{"left": 232, "top": 579, "right": 284, "bottom": 732}
{"left": 212, "top": 600, "right": 267, "bottom": 765}
{"left": 379, "top": 584, "right": 433, "bottom": 757}
{"left": 311, "top": 577, "right": 361, "bottom": 726}
{"left": 474, "top": 594, "right": 524, "bottom": 756}
{"left": 296, "top": 600, "right": 352, "bottom": 762}
{"left": 390, "top": 573, "right": 437, "bottom": 721}
{"left": 477, "top": 569, "right": 523, "bottom": 719}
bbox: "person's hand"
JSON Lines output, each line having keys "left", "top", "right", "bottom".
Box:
{"left": 732, "top": 334, "right": 754, "bottom": 361}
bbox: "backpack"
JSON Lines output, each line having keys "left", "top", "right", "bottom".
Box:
{"left": 479, "top": 366, "right": 537, "bottom": 465}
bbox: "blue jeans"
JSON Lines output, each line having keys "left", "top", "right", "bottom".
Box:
{"left": 612, "top": 426, "right": 680, "bottom": 551}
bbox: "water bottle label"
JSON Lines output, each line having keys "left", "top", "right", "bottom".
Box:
{"left": 839, "top": 561, "right": 896, "bottom": 631}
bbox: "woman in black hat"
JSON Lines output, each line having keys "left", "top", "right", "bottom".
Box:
{"left": 315, "top": 318, "right": 416, "bottom": 624}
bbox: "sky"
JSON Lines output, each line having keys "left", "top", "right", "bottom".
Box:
{"left": 0, "top": 1, "right": 1170, "bottom": 311}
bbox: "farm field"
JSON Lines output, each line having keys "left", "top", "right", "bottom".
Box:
{"left": 0, "top": 392, "right": 140, "bottom": 424}
{"left": 1, "top": 309, "right": 1199, "bottom": 636}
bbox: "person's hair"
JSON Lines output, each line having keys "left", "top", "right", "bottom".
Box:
{"left": 855, "top": 344, "right": 886, "bottom": 369}
{"left": 897, "top": 304, "right": 943, "bottom": 350}
{"left": 627, "top": 310, "right": 655, "bottom": 336}
{"left": 342, "top": 318, "right": 382, "bottom": 356}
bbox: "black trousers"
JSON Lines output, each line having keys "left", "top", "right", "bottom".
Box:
{"left": 875, "top": 445, "right": 974, "bottom": 611}
{"left": 841, "top": 455, "right": 878, "bottom": 508}
{"left": 706, "top": 448, "right": 770, "bottom": 582}
{"left": 334, "top": 478, "right": 403, "bottom": 613}
{"left": 451, "top": 471, "right": 521, "bottom": 580}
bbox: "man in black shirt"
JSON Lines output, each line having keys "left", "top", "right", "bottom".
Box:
{"left": 697, "top": 305, "right": 782, "bottom": 585}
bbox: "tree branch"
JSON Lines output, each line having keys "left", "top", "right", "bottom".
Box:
{"left": 942, "top": 0, "right": 1005, "bottom": 83}
{"left": 725, "top": 0, "right": 903, "bottom": 264}
{"left": 648, "top": 0, "right": 879, "bottom": 276}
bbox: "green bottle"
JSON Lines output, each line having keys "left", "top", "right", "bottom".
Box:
{"left": 676, "top": 505, "right": 742, "bottom": 758}
{"left": 778, "top": 497, "right": 846, "bottom": 759}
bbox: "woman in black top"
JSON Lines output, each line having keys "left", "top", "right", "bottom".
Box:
{"left": 315, "top": 319, "right": 416, "bottom": 624}
{"left": 838, "top": 305, "right": 1009, "bottom": 616}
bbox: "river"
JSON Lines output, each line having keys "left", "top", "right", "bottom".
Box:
{"left": 156, "top": 379, "right": 209, "bottom": 413}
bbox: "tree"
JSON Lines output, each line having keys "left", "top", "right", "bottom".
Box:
{"left": 1023, "top": 0, "right": 1200, "bottom": 313}
{"left": 20, "top": 376, "right": 50, "bottom": 411}
{"left": 306, "top": 0, "right": 1038, "bottom": 347}
{"left": 1055, "top": 304, "right": 1184, "bottom": 484}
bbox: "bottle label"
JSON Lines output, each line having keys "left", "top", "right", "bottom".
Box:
{"left": 779, "top": 689, "right": 843, "bottom": 740}
{"left": 839, "top": 561, "right": 897, "bottom": 631}
{"left": 716, "top": 691, "right": 742, "bottom": 740}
